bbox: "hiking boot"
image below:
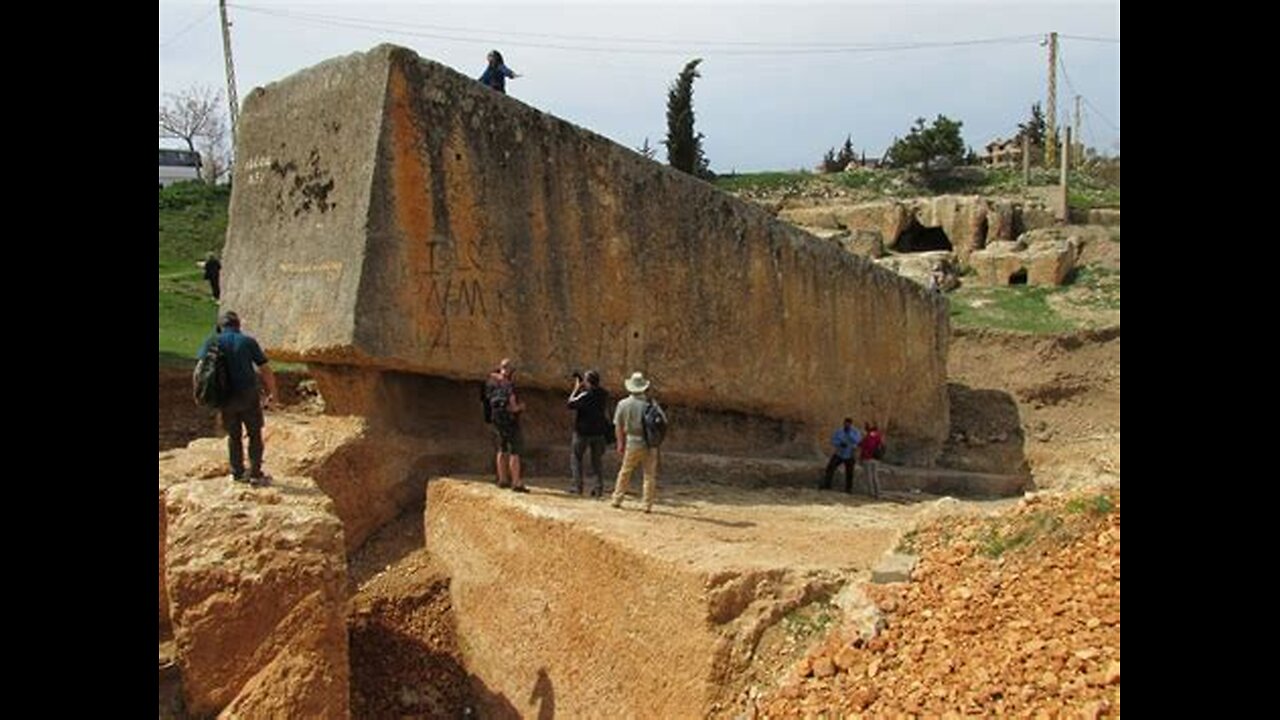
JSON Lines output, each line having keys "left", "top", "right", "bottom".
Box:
{"left": 497, "top": 479, "right": 511, "bottom": 489}
{"left": 567, "top": 484, "right": 583, "bottom": 496}
{"left": 248, "top": 473, "right": 272, "bottom": 488}
{"left": 511, "top": 485, "right": 530, "bottom": 494}
{"left": 230, "top": 474, "right": 249, "bottom": 484}
{"left": 590, "top": 485, "right": 603, "bottom": 498}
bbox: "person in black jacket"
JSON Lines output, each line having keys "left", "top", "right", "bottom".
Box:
{"left": 200, "top": 252, "right": 222, "bottom": 300}
{"left": 567, "top": 369, "right": 611, "bottom": 497}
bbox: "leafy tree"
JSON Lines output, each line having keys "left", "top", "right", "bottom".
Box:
{"left": 1017, "top": 103, "right": 1047, "bottom": 148}
{"left": 821, "top": 148, "right": 840, "bottom": 173}
{"left": 885, "top": 115, "right": 966, "bottom": 172}
{"left": 664, "top": 59, "right": 712, "bottom": 178}
{"left": 820, "top": 134, "right": 857, "bottom": 173}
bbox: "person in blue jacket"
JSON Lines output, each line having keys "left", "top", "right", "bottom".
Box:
{"left": 821, "top": 417, "right": 863, "bottom": 493}
{"left": 479, "top": 50, "right": 520, "bottom": 94}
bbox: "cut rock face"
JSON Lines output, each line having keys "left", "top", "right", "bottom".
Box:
{"left": 163, "top": 478, "right": 350, "bottom": 718}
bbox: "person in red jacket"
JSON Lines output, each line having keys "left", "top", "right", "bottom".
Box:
{"left": 859, "top": 422, "right": 884, "bottom": 499}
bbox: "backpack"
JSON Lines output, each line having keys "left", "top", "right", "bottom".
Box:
{"left": 872, "top": 437, "right": 886, "bottom": 460}
{"left": 488, "top": 381, "right": 516, "bottom": 430}
{"left": 642, "top": 400, "right": 669, "bottom": 448}
{"left": 480, "top": 382, "right": 493, "bottom": 424}
{"left": 193, "top": 337, "right": 232, "bottom": 408}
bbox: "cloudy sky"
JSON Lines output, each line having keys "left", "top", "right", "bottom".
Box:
{"left": 159, "top": 1, "right": 1119, "bottom": 173}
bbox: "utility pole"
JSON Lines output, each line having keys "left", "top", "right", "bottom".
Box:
{"left": 219, "top": 0, "right": 240, "bottom": 149}
{"left": 1022, "top": 134, "right": 1031, "bottom": 184}
{"left": 1044, "top": 32, "right": 1058, "bottom": 168}
{"left": 1057, "top": 127, "right": 1071, "bottom": 222}
{"left": 1074, "top": 95, "right": 1083, "bottom": 166}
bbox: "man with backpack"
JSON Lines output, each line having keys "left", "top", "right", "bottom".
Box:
{"left": 197, "top": 311, "right": 277, "bottom": 487}
{"left": 483, "top": 358, "right": 528, "bottom": 493}
{"left": 610, "top": 371, "right": 666, "bottom": 513}
{"left": 566, "top": 369, "right": 611, "bottom": 497}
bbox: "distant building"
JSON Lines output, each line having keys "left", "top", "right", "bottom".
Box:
{"left": 982, "top": 137, "right": 1024, "bottom": 167}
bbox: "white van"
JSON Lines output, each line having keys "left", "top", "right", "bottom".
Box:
{"left": 159, "top": 148, "right": 202, "bottom": 188}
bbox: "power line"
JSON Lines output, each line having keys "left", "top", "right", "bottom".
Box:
{"left": 1059, "top": 53, "right": 1119, "bottom": 134}
{"left": 228, "top": 4, "right": 1041, "bottom": 57}
{"left": 1083, "top": 96, "right": 1119, "bottom": 133}
{"left": 159, "top": 6, "right": 217, "bottom": 48}
{"left": 234, "top": 2, "right": 989, "bottom": 49}
{"left": 1060, "top": 34, "right": 1120, "bottom": 44}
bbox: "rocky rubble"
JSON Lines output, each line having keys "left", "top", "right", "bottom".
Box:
{"left": 746, "top": 488, "right": 1120, "bottom": 718}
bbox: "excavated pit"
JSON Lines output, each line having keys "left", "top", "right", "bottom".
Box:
{"left": 158, "top": 402, "right": 1021, "bottom": 718}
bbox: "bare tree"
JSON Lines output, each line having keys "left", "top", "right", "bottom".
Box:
{"left": 160, "top": 84, "right": 232, "bottom": 181}
{"left": 198, "top": 118, "right": 233, "bottom": 183}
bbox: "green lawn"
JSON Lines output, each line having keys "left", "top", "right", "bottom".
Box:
{"left": 159, "top": 284, "right": 218, "bottom": 366}
{"left": 159, "top": 183, "right": 226, "bottom": 364}
{"left": 948, "top": 266, "right": 1120, "bottom": 334}
{"left": 714, "top": 170, "right": 814, "bottom": 193}
{"left": 948, "top": 285, "right": 1075, "bottom": 334}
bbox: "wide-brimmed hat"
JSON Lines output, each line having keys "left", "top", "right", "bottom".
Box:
{"left": 624, "top": 371, "right": 651, "bottom": 394}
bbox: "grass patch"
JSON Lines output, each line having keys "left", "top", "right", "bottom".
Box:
{"left": 714, "top": 165, "right": 1119, "bottom": 211}
{"left": 714, "top": 171, "right": 813, "bottom": 193}
{"left": 159, "top": 286, "right": 219, "bottom": 362}
{"left": 978, "top": 511, "right": 1064, "bottom": 558}
{"left": 1066, "top": 494, "right": 1115, "bottom": 516}
{"left": 782, "top": 604, "right": 837, "bottom": 641}
{"left": 158, "top": 182, "right": 230, "bottom": 266}
{"left": 949, "top": 264, "right": 1119, "bottom": 334}
{"left": 828, "top": 167, "right": 913, "bottom": 195}
{"left": 949, "top": 285, "right": 1076, "bottom": 334}
{"left": 1063, "top": 266, "right": 1121, "bottom": 313}
{"left": 896, "top": 528, "right": 920, "bottom": 554}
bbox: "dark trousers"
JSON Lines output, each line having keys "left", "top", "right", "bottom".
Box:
{"left": 571, "top": 433, "right": 607, "bottom": 493}
{"left": 220, "top": 389, "right": 264, "bottom": 478}
{"left": 822, "top": 454, "right": 856, "bottom": 492}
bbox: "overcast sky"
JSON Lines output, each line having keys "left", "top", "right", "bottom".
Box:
{"left": 159, "top": 1, "right": 1119, "bottom": 173}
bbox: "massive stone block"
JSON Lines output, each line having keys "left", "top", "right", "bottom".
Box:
{"left": 222, "top": 44, "right": 948, "bottom": 461}
{"left": 425, "top": 478, "right": 907, "bottom": 717}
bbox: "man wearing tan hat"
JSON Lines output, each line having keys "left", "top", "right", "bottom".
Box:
{"left": 611, "top": 371, "right": 663, "bottom": 513}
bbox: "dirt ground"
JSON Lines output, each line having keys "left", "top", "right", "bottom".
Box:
{"left": 947, "top": 327, "right": 1120, "bottom": 488}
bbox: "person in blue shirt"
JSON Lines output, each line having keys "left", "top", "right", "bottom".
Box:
{"left": 479, "top": 50, "right": 519, "bottom": 94}
{"left": 198, "top": 311, "right": 278, "bottom": 486}
{"left": 821, "top": 417, "right": 863, "bottom": 493}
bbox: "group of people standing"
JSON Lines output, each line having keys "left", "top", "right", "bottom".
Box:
{"left": 821, "top": 418, "right": 885, "bottom": 499}
{"left": 481, "top": 360, "right": 666, "bottom": 513}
